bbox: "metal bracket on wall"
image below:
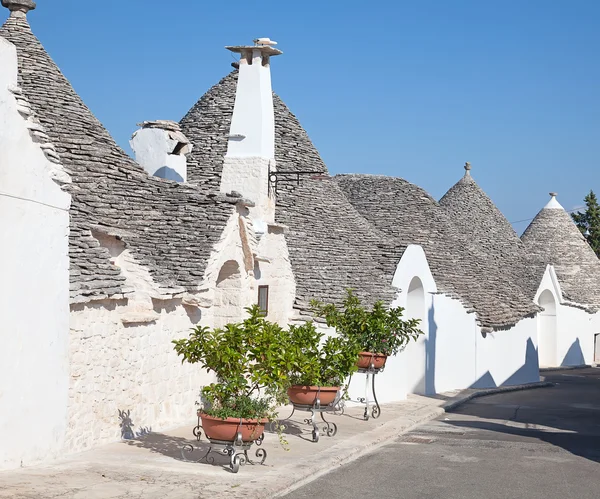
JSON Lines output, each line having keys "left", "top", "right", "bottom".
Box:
{"left": 268, "top": 166, "right": 327, "bottom": 194}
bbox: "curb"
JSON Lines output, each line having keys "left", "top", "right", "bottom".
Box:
{"left": 268, "top": 380, "right": 554, "bottom": 498}
{"left": 442, "top": 381, "right": 554, "bottom": 412}
{"left": 268, "top": 405, "right": 445, "bottom": 498}
{"left": 539, "top": 365, "right": 594, "bottom": 372}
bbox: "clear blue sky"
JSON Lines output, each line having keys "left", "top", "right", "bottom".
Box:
{"left": 7, "top": 0, "right": 599, "bottom": 232}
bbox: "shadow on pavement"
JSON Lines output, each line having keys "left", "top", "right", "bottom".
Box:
{"left": 444, "top": 369, "right": 600, "bottom": 464}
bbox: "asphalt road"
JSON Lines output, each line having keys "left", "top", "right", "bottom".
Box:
{"left": 283, "top": 368, "right": 600, "bottom": 499}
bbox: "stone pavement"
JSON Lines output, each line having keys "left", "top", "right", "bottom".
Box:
{"left": 0, "top": 383, "right": 551, "bottom": 499}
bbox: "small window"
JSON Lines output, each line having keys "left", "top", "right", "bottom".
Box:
{"left": 258, "top": 285, "right": 269, "bottom": 316}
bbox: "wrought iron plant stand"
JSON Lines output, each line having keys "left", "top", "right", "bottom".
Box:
{"left": 348, "top": 359, "right": 383, "bottom": 421}
{"left": 281, "top": 387, "right": 339, "bottom": 443}
{"left": 181, "top": 415, "right": 267, "bottom": 473}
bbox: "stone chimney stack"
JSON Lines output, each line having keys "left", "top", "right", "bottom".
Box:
{"left": 220, "top": 38, "right": 282, "bottom": 226}
{"left": 130, "top": 120, "right": 192, "bottom": 183}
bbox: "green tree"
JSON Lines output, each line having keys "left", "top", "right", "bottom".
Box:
{"left": 571, "top": 190, "right": 600, "bottom": 258}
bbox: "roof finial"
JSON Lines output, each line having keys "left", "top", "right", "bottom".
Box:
{"left": 2, "top": 0, "right": 36, "bottom": 17}
{"left": 464, "top": 161, "right": 472, "bottom": 176}
{"left": 544, "top": 191, "right": 563, "bottom": 210}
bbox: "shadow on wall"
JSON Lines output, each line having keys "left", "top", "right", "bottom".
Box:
{"left": 425, "top": 305, "right": 437, "bottom": 395}
{"left": 471, "top": 338, "right": 540, "bottom": 389}
{"left": 119, "top": 409, "right": 151, "bottom": 440}
{"left": 405, "top": 303, "right": 437, "bottom": 396}
{"left": 561, "top": 338, "right": 585, "bottom": 367}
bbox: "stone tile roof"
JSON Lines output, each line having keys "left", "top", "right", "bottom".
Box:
{"left": 439, "top": 168, "right": 541, "bottom": 308}
{"left": 522, "top": 203, "right": 600, "bottom": 312}
{"left": 180, "top": 71, "right": 329, "bottom": 192}
{"left": 180, "top": 70, "right": 398, "bottom": 312}
{"left": 1, "top": 15, "right": 235, "bottom": 303}
{"left": 335, "top": 174, "right": 540, "bottom": 329}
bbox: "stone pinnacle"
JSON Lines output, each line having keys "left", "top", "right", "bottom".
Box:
{"left": 1, "top": 0, "right": 36, "bottom": 17}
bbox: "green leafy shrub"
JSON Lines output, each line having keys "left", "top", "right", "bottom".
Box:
{"left": 311, "top": 289, "right": 423, "bottom": 357}
{"left": 172, "top": 305, "right": 291, "bottom": 422}
{"left": 285, "top": 321, "right": 362, "bottom": 387}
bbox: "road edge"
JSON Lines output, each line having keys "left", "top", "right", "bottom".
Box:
{"left": 443, "top": 381, "right": 554, "bottom": 412}
{"left": 269, "top": 381, "right": 554, "bottom": 498}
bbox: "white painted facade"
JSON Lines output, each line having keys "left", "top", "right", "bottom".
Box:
{"left": 534, "top": 265, "right": 599, "bottom": 367}
{"left": 0, "top": 38, "right": 71, "bottom": 469}
{"left": 346, "top": 245, "right": 542, "bottom": 406}
{"left": 64, "top": 205, "right": 296, "bottom": 454}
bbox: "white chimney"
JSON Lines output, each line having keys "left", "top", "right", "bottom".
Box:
{"left": 130, "top": 120, "right": 192, "bottom": 183}
{"left": 220, "top": 38, "right": 282, "bottom": 224}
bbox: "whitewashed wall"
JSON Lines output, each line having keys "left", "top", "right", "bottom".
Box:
{"left": 64, "top": 206, "right": 296, "bottom": 453}
{"left": 535, "top": 265, "right": 598, "bottom": 367}
{"left": 67, "top": 299, "right": 214, "bottom": 452}
{"left": 0, "top": 38, "right": 71, "bottom": 470}
{"left": 475, "top": 317, "right": 539, "bottom": 386}
{"left": 347, "top": 245, "right": 541, "bottom": 406}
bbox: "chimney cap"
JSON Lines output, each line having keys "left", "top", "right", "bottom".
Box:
{"left": 2, "top": 0, "right": 36, "bottom": 16}
{"left": 137, "top": 120, "right": 182, "bottom": 132}
{"left": 226, "top": 38, "right": 282, "bottom": 57}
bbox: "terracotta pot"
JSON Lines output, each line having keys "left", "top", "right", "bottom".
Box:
{"left": 199, "top": 413, "right": 267, "bottom": 442}
{"left": 357, "top": 352, "right": 387, "bottom": 370}
{"left": 287, "top": 385, "right": 340, "bottom": 406}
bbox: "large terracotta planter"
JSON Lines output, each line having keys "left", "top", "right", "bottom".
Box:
{"left": 357, "top": 352, "right": 387, "bottom": 370}
{"left": 200, "top": 413, "right": 267, "bottom": 442}
{"left": 287, "top": 385, "right": 340, "bottom": 406}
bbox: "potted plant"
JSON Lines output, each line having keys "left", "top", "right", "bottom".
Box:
{"left": 311, "top": 290, "right": 423, "bottom": 371}
{"left": 173, "top": 306, "right": 290, "bottom": 444}
{"left": 284, "top": 321, "right": 362, "bottom": 406}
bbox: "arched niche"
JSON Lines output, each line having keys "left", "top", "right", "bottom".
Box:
{"left": 405, "top": 276, "right": 428, "bottom": 395}
{"left": 213, "top": 260, "right": 243, "bottom": 329}
{"left": 537, "top": 289, "right": 557, "bottom": 367}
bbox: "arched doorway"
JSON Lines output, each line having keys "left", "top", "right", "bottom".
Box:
{"left": 405, "top": 277, "right": 428, "bottom": 395}
{"left": 538, "top": 290, "right": 557, "bottom": 367}
{"left": 213, "top": 260, "right": 243, "bottom": 329}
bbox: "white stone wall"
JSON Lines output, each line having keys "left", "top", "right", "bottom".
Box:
{"left": 347, "top": 244, "right": 541, "bottom": 406}
{"left": 66, "top": 298, "right": 213, "bottom": 452}
{"left": 535, "top": 265, "right": 599, "bottom": 367}
{"left": 64, "top": 206, "right": 296, "bottom": 453}
{"left": 0, "top": 38, "right": 71, "bottom": 470}
{"left": 255, "top": 224, "right": 297, "bottom": 326}
{"left": 475, "top": 317, "right": 539, "bottom": 387}
{"left": 220, "top": 156, "right": 275, "bottom": 223}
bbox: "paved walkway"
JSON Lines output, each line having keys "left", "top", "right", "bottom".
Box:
{"left": 0, "top": 384, "right": 551, "bottom": 499}
{"left": 284, "top": 368, "right": 600, "bottom": 499}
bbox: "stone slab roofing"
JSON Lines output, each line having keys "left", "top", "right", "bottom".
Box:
{"left": 1, "top": 14, "right": 235, "bottom": 303}
{"left": 180, "top": 70, "right": 398, "bottom": 312}
{"left": 335, "top": 174, "right": 540, "bottom": 329}
{"left": 439, "top": 167, "right": 541, "bottom": 302}
{"left": 522, "top": 200, "right": 600, "bottom": 312}
{"left": 181, "top": 71, "right": 328, "bottom": 194}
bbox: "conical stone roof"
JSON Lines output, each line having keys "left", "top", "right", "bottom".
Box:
{"left": 180, "top": 70, "right": 398, "bottom": 312}
{"left": 336, "top": 174, "right": 540, "bottom": 329}
{"left": 522, "top": 195, "right": 600, "bottom": 312}
{"left": 1, "top": 13, "right": 235, "bottom": 302}
{"left": 439, "top": 165, "right": 540, "bottom": 301}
